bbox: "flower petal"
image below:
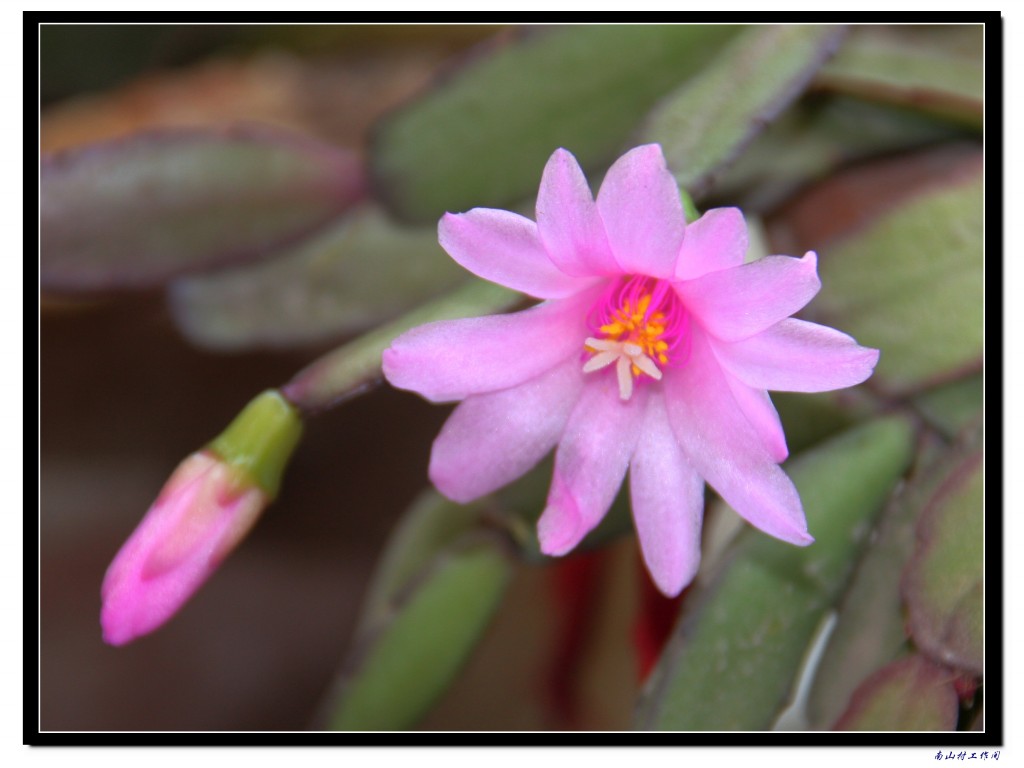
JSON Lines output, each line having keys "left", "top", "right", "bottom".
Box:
{"left": 716, "top": 318, "right": 880, "bottom": 392}
{"left": 537, "top": 375, "right": 648, "bottom": 556}
{"left": 675, "top": 207, "right": 749, "bottom": 281}
{"left": 428, "top": 357, "right": 584, "bottom": 503}
{"left": 629, "top": 391, "right": 705, "bottom": 596}
{"left": 664, "top": 327, "right": 813, "bottom": 546}
{"left": 100, "top": 453, "right": 265, "bottom": 646}
{"left": 439, "top": 208, "right": 591, "bottom": 298}
{"left": 596, "top": 144, "right": 685, "bottom": 279}
{"left": 536, "top": 148, "right": 621, "bottom": 277}
{"left": 725, "top": 375, "right": 789, "bottom": 462}
{"left": 676, "top": 251, "right": 821, "bottom": 342}
{"left": 383, "top": 286, "right": 599, "bottom": 402}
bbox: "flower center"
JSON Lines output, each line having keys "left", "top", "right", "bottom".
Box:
{"left": 582, "top": 276, "right": 689, "bottom": 401}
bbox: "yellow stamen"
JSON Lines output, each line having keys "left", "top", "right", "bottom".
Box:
{"left": 585, "top": 280, "right": 688, "bottom": 399}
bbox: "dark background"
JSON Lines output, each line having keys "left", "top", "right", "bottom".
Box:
{"left": 38, "top": 24, "right": 982, "bottom": 732}
{"left": 39, "top": 24, "right": 618, "bottom": 732}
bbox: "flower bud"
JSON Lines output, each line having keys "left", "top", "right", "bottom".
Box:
{"left": 101, "top": 390, "right": 302, "bottom": 646}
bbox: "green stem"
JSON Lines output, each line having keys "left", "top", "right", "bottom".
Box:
{"left": 281, "top": 279, "right": 521, "bottom": 415}
{"left": 208, "top": 389, "right": 303, "bottom": 498}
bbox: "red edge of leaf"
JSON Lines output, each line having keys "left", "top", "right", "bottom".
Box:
{"left": 41, "top": 123, "right": 368, "bottom": 293}
{"left": 901, "top": 450, "right": 984, "bottom": 674}
{"left": 833, "top": 654, "right": 959, "bottom": 731}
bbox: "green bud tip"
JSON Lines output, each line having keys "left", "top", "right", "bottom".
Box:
{"left": 208, "top": 390, "right": 304, "bottom": 499}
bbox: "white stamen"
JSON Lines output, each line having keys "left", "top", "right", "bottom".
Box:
{"left": 583, "top": 350, "right": 620, "bottom": 373}
{"left": 584, "top": 337, "right": 620, "bottom": 352}
{"left": 616, "top": 356, "right": 633, "bottom": 400}
{"left": 582, "top": 338, "right": 663, "bottom": 401}
{"left": 631, "top": 353, "right": 663, "bottom": 381}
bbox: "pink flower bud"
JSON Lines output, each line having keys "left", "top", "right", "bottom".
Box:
{"left": 100, "top": 451, "right": 266, "bottom": 646}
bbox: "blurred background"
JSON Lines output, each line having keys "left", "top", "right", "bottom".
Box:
{"left": 40, "top": 24, "right": 625, "bottom": 731}
{"left": 39, "top": 24, "right": 984, "bottom": 732}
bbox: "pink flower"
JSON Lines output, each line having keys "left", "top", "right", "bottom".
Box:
{"left": 383, "top": 145, "right": 878, "bottom": 596}
{"left": 100, "top": 451, "right": 266, "bottom": 645}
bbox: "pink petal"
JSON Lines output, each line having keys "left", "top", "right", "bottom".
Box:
{"left": 663, "top": 327, "right": 813, "bottom": 546}
{"left": 725, "top": 375, "right": 789, "bottom": 462}
{"left": 716, "top": 318, "right": 880, "bottom": 392}
{"left": 537, "top": 376, "right": 648, "bottom": 556}
{"left": 439, "top": 208, "right": 591, "bottom": 299}
{"left": 629, "top": 391, "right": 705, "bottom": 596}
{"left": 536, "top": 148, "right": 621, "bottom": 277}
{"left": 383, "top": 285, "right": 600, "bottom": 403}
{"left": 675, "top": 207, "right": 749, "bottom": 281}
{"left": 596, "top": 144, "right": 685, "bottom": 279}
{"left": 429, "top": 357, "right": 584, "bottom": 503}
{"left": 100, "top": 453, "right": 265, "bottom": 646}
{"left": 676, "top": 251, "right": 821, "bottom": 342}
